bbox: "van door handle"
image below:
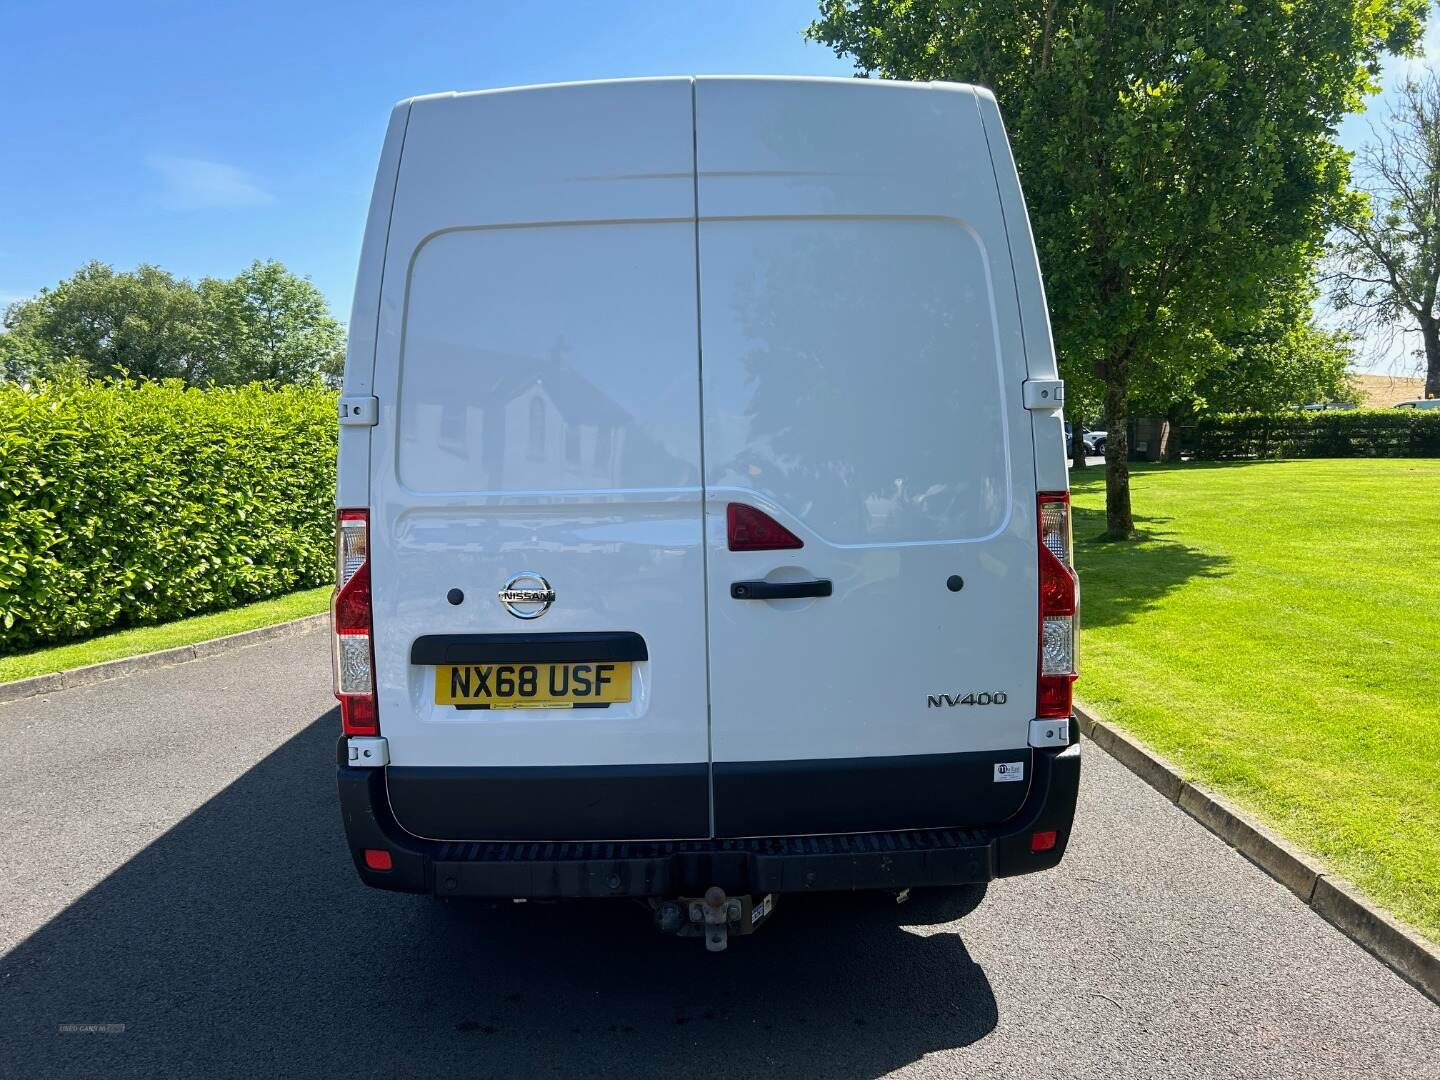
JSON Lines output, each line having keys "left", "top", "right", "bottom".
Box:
{"left": 730, "top": 579, "right": 832, "bottom": 600}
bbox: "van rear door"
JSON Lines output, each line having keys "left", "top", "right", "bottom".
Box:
{"left": 365, "top": 80, "right": 711, "bottom": 840}
{"left": 695, "top": 78, "right": 1041, "bottom": 837}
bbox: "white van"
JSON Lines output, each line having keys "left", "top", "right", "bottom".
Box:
{"left": 334, "top": 77, "right": 1080, "bottom": 947}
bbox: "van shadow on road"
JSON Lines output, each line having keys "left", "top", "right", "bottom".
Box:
{"left": 2, "top": 710, "right": 998, "bottom": 1079}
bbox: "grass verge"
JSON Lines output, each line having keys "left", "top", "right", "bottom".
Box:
{"left": 0, "top": 587, "right": 331, "bottom": 684}
{"left": 1071, "top": 459, "right": 1439, "bottom": 943}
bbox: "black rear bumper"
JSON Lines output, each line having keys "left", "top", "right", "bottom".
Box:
{"left": 336, "top": 725, "right": 1081, "bottom": 898}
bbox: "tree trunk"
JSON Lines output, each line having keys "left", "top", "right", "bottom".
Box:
{"left": 1164, "top": 405, "right": 1185, "bottom": 462}
{"left": 1423, "top": 316, "right": 1440, "bottom": 400}
{"left": 1102, "top": 360, "right": 1135, "bottom": 538}
{"left": 1070, "top": 420, "right": 1088, "bottom": 470}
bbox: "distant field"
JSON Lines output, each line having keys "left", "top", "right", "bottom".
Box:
{"left": 1351, "top": 372, "right": 1425, "bottom": 408}
{"left": 1071, "top": 459, "right": 1440, "bottom": 942}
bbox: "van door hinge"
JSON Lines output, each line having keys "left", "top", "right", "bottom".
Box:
{"left": 339, "top": 396, "right": 378, "bottom": 426}
{"left": 1022, "top": 379, "right": 1064, "bottom": 411}
{"left": 347, "top": 736, "right": 389, "bottom": 767}
{"left": 1028, "top": 719, "right": 1070, "bottom": 748}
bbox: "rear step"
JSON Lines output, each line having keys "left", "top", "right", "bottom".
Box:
{"left": 433, "top": 827, "right": 994, "bottom": 864}
{"left": 427, "top": 826, "right": 997, "bottom": 906}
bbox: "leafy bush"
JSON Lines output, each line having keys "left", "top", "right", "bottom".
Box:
{"left": 0, "top": 379, "right": 336, "bottom": 654}
{"left": 1188, "top": 408, "right": 1440, "bottom": 460}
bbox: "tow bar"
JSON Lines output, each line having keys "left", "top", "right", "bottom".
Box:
{"left": 652, "top": 887, "right": 776, "bottom": 951}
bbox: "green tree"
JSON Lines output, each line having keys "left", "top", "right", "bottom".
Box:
{"left": 1065, "top": 369, "right": 1104, "bottom": 469}
{"left": 1129, "top": 267, "right": 1358, "bottom": 420}
{"left": 2, "top": 261, "right": 207, "bottom": 382}
{"left": 1330, "top": 70, "right": 1440, "bottom": 399}
{"left": 201, "top": 260, "right": 346, "bottom": 386}
{"left": 2, "top": 260, "right": 346, "bottom": 387}
{"left": 0, "top": 329, "right": 51, "bottom": 383}
{"left": 1190, "top": 289, "right": 1357, "bottom": 416}
{"left": 809, "top": 0, "right": 1425, "bottom": 536}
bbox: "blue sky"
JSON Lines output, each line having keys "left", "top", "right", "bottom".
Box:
{"left": 0, "top": 0, "right": 1433, "bottom": 374}
{"left": 0, "top": 0, "right": 847, "bottom": 315}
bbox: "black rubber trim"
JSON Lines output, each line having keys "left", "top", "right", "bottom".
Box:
{"left": 993, "top": 720, "right": 1083, "bottom": 878}
{"left": 712, "top": 749, "right": 1031, "bottom": 836}
{"left": 453, "top": 701, "right": 611, "bottom": 711}
{"left": 730, "top": 579, "right": 833, "bottom": 600}
{"left": 385, "top": 762, "right": 709, "bottom": 841}
{"left": 334, "top": 725, "right": 1082, "bottom": 897}
{"left": 409, "top": 631, "right": 648, "bottom": 665}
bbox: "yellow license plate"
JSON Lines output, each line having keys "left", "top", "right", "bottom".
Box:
{"left": 435, "top": 662, "right": 632, "bottom": 708}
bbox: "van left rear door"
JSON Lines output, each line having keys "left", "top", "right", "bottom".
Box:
{"left": 365, "top": 80, "right": 711, "bottom": 841}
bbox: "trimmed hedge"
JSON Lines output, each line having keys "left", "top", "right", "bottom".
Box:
{"left": 0, "top": 380, "right": 336, "bottom": 654}
{"left": 1188, "top": 408, "right": 1440, "bottom": 460}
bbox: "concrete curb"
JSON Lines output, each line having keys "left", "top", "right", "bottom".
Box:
{"left": 1075, "top": 702, "right": 1439, "bottom": 1004}
{"left": 0, "top": 614, "right": 329, "bottom": 705}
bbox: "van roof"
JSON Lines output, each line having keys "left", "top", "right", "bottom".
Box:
{"left": 397, "top": 74, "right": 988, "bottom": 111}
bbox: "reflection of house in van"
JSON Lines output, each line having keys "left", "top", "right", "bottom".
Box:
{"left": 404, "top": 345, "right": 695, "bottom": 492}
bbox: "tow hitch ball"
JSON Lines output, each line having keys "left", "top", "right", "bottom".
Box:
{"left": 653, "top": 887, "right": 776, "bottom": 951}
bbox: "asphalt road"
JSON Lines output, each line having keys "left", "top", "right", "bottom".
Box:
{"left": 2, "top": 627, "right": 1436, "bottom": 1079}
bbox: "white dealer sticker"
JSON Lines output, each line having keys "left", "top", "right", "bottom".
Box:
{"left": 751, "top": 894, "right": 774, "bottom": 927}
{"left": 994, "top": 762, "right": 1025, "bottom": 783}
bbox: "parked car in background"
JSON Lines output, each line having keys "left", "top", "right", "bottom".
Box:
{"left": 1393, "top": 398, "right": 1440, "bottom": 410}
{"left": 1064, "top": 422, "right": 1104, "bottom": 457}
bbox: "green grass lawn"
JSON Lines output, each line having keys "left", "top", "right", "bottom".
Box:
{"left": 1071, "top": 459, "right": 1440, "bottom": 942}
{"left": 0, "top": 587, "right": 332, "bottom": 684}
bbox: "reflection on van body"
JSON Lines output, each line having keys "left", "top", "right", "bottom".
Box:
{"left": 405, "top": 346, "right": 688, "bottom": 493}
{"left": 396, "top": 225, "right": 703, "bottom": 495}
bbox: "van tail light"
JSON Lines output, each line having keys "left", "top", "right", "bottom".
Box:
{"left": 333, "top": 509, "right": 379, "bottom": 735}
{"left": 727, "top": 503, "right": 803, "bottom": 551}
{"left": 1036, "top": 492, "right": 1078, "bottom": 719}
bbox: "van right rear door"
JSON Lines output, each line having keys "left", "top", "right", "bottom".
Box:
{"left": 695, "top": 78, "right": 1042, "bottom": 838}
